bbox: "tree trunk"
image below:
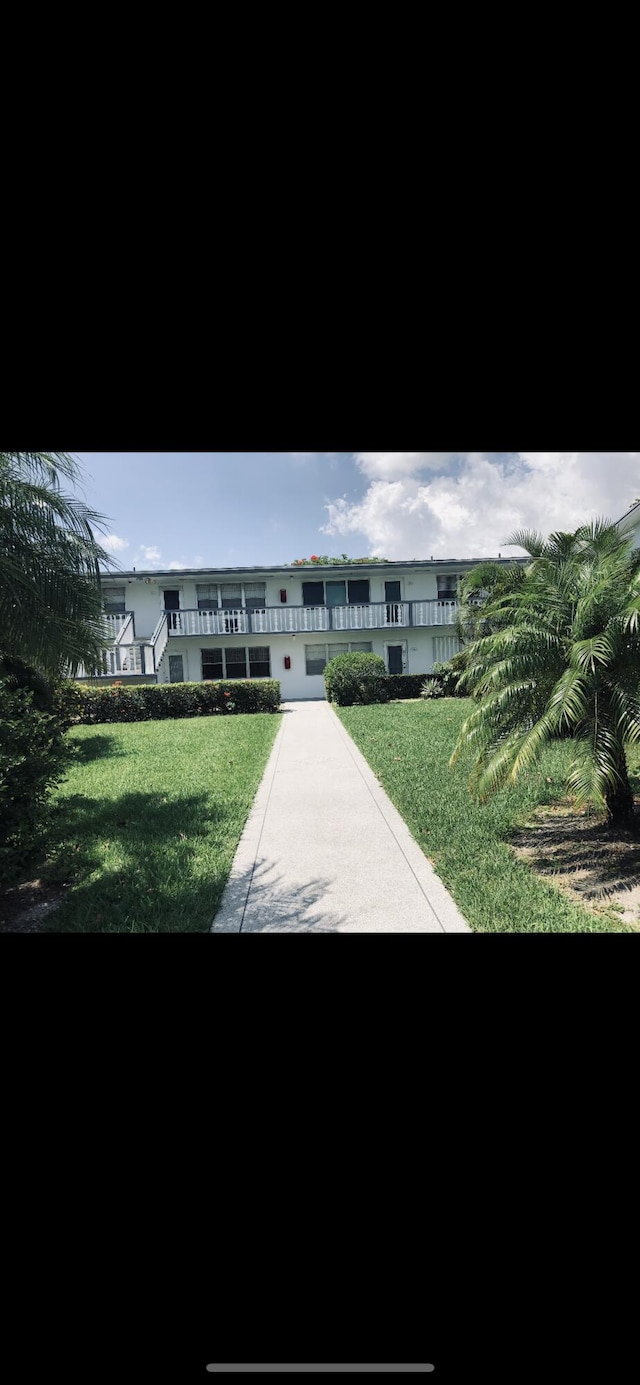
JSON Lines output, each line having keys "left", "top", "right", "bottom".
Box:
{"left": 605, "top": 756, "right": 636, "bottom": 830}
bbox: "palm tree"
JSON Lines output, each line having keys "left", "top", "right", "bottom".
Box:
{"left": 0, "top": 451, "right": 114, "bottom": 678}
{"left": 450, "top": 522, "right": 640, "bottom": 831}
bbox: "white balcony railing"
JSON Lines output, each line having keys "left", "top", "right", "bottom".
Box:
{"left": 103, "top": 611, "right": 132, "bottom": 639}
{"left": 168, "top": 609, "right": 249, "bottom": 637}
{"left": 162, "top": 602, "right": 457, "bottom": 637}
{"left": 412, "top": 600, "right": 458, "bottom": 626}
{"left": 250, "top": 606, "right": 330, "bottom": 634}
{"left": 331, "top": 601, "right": 409, "bottom": 631}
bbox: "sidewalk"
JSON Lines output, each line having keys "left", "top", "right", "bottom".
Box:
{"left": 211, "top": 701, "right": 471, "bottom": 933}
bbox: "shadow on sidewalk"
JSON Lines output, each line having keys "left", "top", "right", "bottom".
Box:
{"left": 212, "top": 856, "right": 347, "bottom": 932}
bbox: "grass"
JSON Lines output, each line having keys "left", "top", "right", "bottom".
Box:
{"left": 337, "top": 699, "right": 640, "bottom": 933}
{"left": 36, "top": 714, "right": 281, "bottom": 932}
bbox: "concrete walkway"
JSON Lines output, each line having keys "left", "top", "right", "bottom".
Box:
{"left": 211, "top": 701, "right": 471, "bottom": 933}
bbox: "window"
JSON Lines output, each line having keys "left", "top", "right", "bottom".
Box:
{"left": 202, "top": 648, "right": 223, "bottom": 680}
{"left": 202, "top": 648, "right": 272, "bottom": 680}
{"left": 244, "top": 582, "right": 266, "bottom": 609}
{"left": 302, "top": 578, "right": 370, "bottom": 607}
{"left": 196, "top": 584, "right": 218, "bottom": 611}
{"left": 385, "top": 580, "right": 402, "bottom": 602}
{"left": 437, "top": 575, "right": 459, "bottom": 602}
{"left": 104, "top": 586, "right": 126, "bottom": 614}
{"left": 302, "top": 580, "right": 325, "bottom": 607}
{"left": 348, "top": 579, "right": 370, "bottom": 604}
{"left": 249, "top": 646, "right": 271, "bottom": 678}
{"left": 225, "top": 646, "right": 247, "bottom": 678}
{"left": 220, "top": 583, "right": 242, "bottom": 610}
{"left": 326, "top": 580, "right": 347, "bottom": 607}
{"left": 305, "top": 641, "right": 372, "bottom": 675}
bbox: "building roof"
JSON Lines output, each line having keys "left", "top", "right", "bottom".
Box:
{"left": 99, "top": 557, "right": 525, "bottom": 580}
{"left": 615, "top": 500, "right": 640, "bottom": 527}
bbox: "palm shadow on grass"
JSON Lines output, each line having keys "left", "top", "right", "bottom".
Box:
{"left": 40, "top": 790, "right": 233, "bottom": 933}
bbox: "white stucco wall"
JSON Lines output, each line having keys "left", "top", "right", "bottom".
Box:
{"left": 154, "top": 628, "right": 458, "bottom": 699}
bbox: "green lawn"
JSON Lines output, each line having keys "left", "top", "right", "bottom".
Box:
{"left": 337, "top": 699, "right": 639, "bottom": 933}
{"left": 39, "top": 714, "right": 281, "bottom": 932}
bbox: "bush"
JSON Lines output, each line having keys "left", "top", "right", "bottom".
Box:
{"left": 324, "top": 652, "right": 389, "bottom": 706}
{"left": 0, "top": 679, "right": 70, "bottom": 886}
{"left": 421, "top": 660, "right": 465, "bottom": 699}
{"left": 52, "top": 678, "right": 281, "bottom": 725}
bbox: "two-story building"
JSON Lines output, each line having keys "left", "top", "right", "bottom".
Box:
{"left": 84, "top": 558, "right": 516, "bottom": 699}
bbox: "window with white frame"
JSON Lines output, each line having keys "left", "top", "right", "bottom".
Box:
{"left": 433, "top": 635, "right": 460, "bottom": 663}
{"left": 305, "top": 641, "right": 372, "bottom": 675}
{"left": 196, "top": 581, "right": 267, "bottom": 611}
{"left": 201, "top": 647, "right": 271, "bottom": 680}
{"left": 103, "top": 586, "right": 126, "bottom": 614}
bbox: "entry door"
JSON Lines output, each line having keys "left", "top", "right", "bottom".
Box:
{"left": 385, "top": 641, "right": 407, "bottom": 675}
{"left": 163, "top": 589, "right": 180, "bottom": 631}
{"left": 168, "top": 654, "right": 184, "bottom": 683}
{"left": 385, "top": 579, "right": 402, "bottom": 626}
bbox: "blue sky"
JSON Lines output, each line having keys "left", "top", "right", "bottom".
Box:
{"left": 75, "top": 451, "right": 639, "bottom": 570}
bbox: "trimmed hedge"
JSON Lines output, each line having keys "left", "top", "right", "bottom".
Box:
{"left": 53, "top": 679, "right": 281, "bottom": 726}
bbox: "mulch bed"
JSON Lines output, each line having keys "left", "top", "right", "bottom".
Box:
{"left": 510, "top": 798, "right": 640, "bottom": 929}
{"left": 0, "top": 877, "right": 66, "bottom": 933}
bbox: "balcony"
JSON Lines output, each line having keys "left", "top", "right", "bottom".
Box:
{"left": 165, "top": 601, "right": 458, "bottom": 636}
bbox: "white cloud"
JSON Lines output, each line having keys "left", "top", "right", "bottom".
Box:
{"left": 102, "top": 533, "right": 129, "bottom": 553}
{"left": 168, "top": 560, "right": 184, "bottom": 570}
{"left": 321, "top": 452, "right": 640, "bottom": 559}
{"left": 140, "top": 545, "right": 162, "bottom": 562}
{"left": 355, "top": 452, "right": 460, "bottom": 479}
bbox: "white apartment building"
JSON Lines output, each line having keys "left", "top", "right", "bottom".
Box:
{"left": 84, "top": 558, "right": 515, "bottom": 699}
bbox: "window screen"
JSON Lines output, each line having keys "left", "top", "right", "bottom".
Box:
{"left": 202, "top": 648, "right": 223, "bottom": 680}
{"left": 220, "top": 583, "right": 242, "bottom": 609}
{"left": 249, "top": 646, "right": 270, "bottom": 678}
{"left": 302, "top": 581, "right": 325, "bottom": 607}
{"left": 305, "top": 644, "right": 327, "bottom": 675}
{"left": 327, "top": 643, "right": 349, "bottom": 661}
{"left": 244, "top": 583, "right": 266, "bottom": 609}
{"left": 104, "top": 586, "right": 126, "bottom": 614}
{"left": 196, "top": 584, "right": 218, "bottom": 610}
{"left": 350, "top": 642, "right": 373, "bottom": 653}
{"left": 225, "top": 647, "right": 247, "bottom": 678}
{"left": 348, "top": 579, "right": 370, "bottom": 604}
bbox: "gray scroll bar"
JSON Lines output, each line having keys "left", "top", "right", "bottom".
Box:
{"left": 205, "top": 1368, "right": 435, "bottom": 1374}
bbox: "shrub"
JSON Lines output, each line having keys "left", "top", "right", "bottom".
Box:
{"left": 0, "top": 679, "right": 70, "bottom": 886}
{"left": 324, "top": 652, "right": 389, "bottom": 706}
{"left": 421, "top": 659, "right": 465, "bottom": 699}
{"left": 51, "top": 678, "right": 281, "bottom": 725}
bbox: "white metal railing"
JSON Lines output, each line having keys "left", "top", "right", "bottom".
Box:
{"left": 331, "top": 601, "right": 409, "bottom": 631}
{"left": 412, "top": 600, "right": 458, "bottom": 626}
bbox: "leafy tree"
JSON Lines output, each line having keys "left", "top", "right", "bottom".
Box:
{"left": 0, "top": 451, "right": 113, "bottom": 677}
{"left": 450, "top": 522, "right": 640, "bottom": 831}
